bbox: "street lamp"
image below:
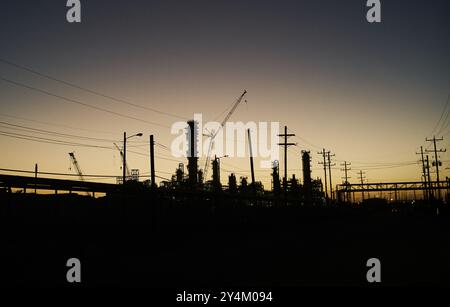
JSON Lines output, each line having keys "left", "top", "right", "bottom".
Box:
{"left": 216, "top": 155, "right": 229, "bottom": 160}
{"left": 123, "top": 132, "right": 143, "bottom": 185}
{"left": 214, "top": 155, "right": 229, "bottom": 172}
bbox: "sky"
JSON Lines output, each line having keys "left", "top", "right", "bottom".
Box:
{"left": 0, "top": 0, "right": 449, "bottom": 190}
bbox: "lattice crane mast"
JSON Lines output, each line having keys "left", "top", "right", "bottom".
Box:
{"left": 69, "top": 152, "right": 92, "bottom": 196}
{"left": 203, "top": 90, "right": 247, "bottom": 180}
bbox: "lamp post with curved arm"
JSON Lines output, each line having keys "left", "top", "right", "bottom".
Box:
{"left": 123, "top": 132, "right": 143, "bottom": 186}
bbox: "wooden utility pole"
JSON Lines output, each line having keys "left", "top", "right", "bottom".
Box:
{"left": 426, "top": 155, "right": 432, "bottom": 199}
{"left": 247, "top": 129, "right": 256, "bottom": 191}
{"left": 123, "top": 132, "right": 126, "bottom": 186}
{"left": 358, "top": 170, "right": 366, "bottom": 201}
{"left": 416, "top": 146, "right": 428, "bottom": 200}
{"left": 34, "top": 163, "right": 38, "bottom": 194}
{"left": 426, "top": 136, "right": 446, "bottom": 200}
{"left": 327, "top": 151, "right": 335, "bottom": 201}
{"left": 340, "top": 161, "right": 351, "bottom": 202}
{"left": 150, "top": 135, "right": 156, "bottom": 189}
{"left": 318, "top": 149, "right": 328, "bottom": 201}
{"left": 278, "top": 126, "right": 296, "bottom": 200}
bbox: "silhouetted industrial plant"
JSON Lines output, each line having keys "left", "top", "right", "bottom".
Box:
{"left": 1, "top": 0, "right": 450, "bottom": 291}
{"left": 1, "top": 92, "right": 450, "bottom": 288}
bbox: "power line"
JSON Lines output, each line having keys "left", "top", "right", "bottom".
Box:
{"left": 285, "top": 126, "right": 322, "bottom": 150}
{"left": 155, "top": 142, "right": 171, "bottom": 151}
{"left": 0, "top": 58, "right": 188, "bottom": 120}
{"left": 357, "top": 163, "right": 418, "bottom": 170}
{"left": 0, "top": 167, "right": 171, "bottom": 181}
{"left": 0, "top": 130, "right": 184, "bottom": 164}
{"left": 219, "top": 167, "right": 249, "bottom": 178}
{"left": 125, "top": 148, "right": 183, "bottom": 162}
{"left": 0, "top": 131, "right": 113, "bottom": 149}
{"left": 0, "top": 167, "right": 117, "bottom": 178}
{"left": 0, "top": 112, "right": 116, "bottom": 135}
{"left": 0, "top": 76, "right": 170, "bottom": 128}
{"left": 425, "top": 136, "right": 446, "bottom": 200}
{"left": 351, "top": 163, "right": 419, "bottom": 169}
{"left": 0, "top": 129, "right": 185, "bottom": 181}
{"left": 220, "top": 160, "right": 248, "bottom": 173}
{"left": 0, "top": 121, "right": 119, "bottom": 143}
{"left": 431, "top": 93, "right": 450, "bottom": 136}
{"left": 350, "top": 160, "right": 417, "bottom": 166}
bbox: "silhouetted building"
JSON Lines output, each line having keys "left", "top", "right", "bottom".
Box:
{"left": 240, "top": 176, "right": 248, "bottom": 193}
{"left": 252, "top": 181, "right": 265, "bottom": 195}
{"left": 176, "top": 163, "right": 184, "bottom": 182}
{"left": 312, "top": 178, "right": 325, "bottom": 205}
{"left": 198, "top": 169, "right": 203, "bottom": 184}
{"left": 272, "top": 160, "right": 281, "bottom": 195}
{"left": 212, "top": 156, "right": 221, "bottom": 192}
{"left": 228, "top": 173, "right": 237, "bottom": 193}
{"left": 289, "top": 174, "right": 300, "bottom": 195}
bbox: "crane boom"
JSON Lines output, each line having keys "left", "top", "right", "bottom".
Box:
{"left": 203, "top": 90, "right": 247, "bottom": 180}
{"left": 69, "top": 152, "right": 85, "bottom": 181}
{"left": 69, "top": 152, "right": 92, "bottom": 196}
{"left": 220, "top": 90, "right": 247, "bottom": 130}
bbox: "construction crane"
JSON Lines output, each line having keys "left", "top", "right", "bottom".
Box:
{"left": 113, "top": 142, "right": 130, "bottom": 178}
{"left": 68, "top": 152, "right": 92, "bottom": 196}
{"left": 203, "top": 90, "right": 247, "bottom": 180}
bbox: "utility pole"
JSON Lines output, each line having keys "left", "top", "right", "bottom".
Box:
{"left": 416, "top": 146, "right": 428, "bottom": 200}
{"left": 123, "top": 132, "right": 126, "bottom": 186}
{"left": 247, "top": 129, "right": 256, "bottom": 193}
{"left": 327, "top": 151, "right": 335, "bottom": 201}
{"left": 34, "top": 163, "right": 38, "bottom": 194}
{"left": 123, "top": 132, "right": 143, "bottom": 187}
{"left": 426, "top": 155, "right": 432, "bottom": 199}
{"left": 426, "top": 136, "right": 446, "bottom": 200}
{"left": 318, "top": 149, "right": 328, "bottom": 201}
{"left": 447, "top": 176, "right": 450, "bottom": 203}
{"left": 278, "top": 126, "right": 296, "bottom": 200}
{"left": 340, "top": 161, "right": 351, "bottom": 202}
{"left": 358, "top": 170, "right": 366, "bottom": 202}
{"left": 150, "top": 135, "right": 156, "bottom": 189}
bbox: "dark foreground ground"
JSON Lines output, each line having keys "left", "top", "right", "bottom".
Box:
{"left": 0, "top": 192, "right": 449, "bottom": 288}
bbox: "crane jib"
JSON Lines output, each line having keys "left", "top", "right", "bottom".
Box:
{"left": 203, "top": 90, "right": 247, "bottom": 180}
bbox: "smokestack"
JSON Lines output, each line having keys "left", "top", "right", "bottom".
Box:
{"left": 302, "top": 151, "right": 312, "bottom": 203}
{"left": 187, "top": 120, "right": 199, "bottom": 185}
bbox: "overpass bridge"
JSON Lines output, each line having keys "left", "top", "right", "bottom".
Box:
{"left": 0, "top": 174, "right": 118, "bottom": 196}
